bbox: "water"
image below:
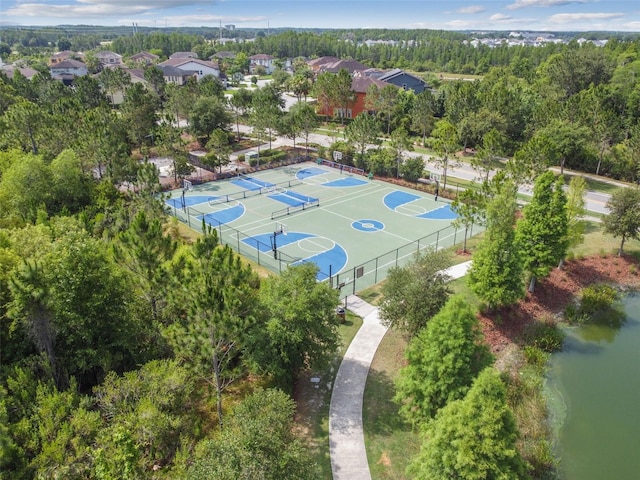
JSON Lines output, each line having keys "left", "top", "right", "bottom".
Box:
{"left": 546, "top": 293, "right": 640, "bottom": 480}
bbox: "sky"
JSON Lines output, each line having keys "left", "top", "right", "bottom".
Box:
{"left": 1, "top": 0, "right": 639, "bottom": 32}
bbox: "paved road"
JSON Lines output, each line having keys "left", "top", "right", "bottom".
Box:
{"left": 230, "top": 124, "right": 612, "bottom": 214}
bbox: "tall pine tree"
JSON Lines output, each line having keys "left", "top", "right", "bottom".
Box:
{"left": 516, "top": 171, "right": 568, "bottom": 292}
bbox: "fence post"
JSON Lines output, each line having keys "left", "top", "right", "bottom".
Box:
{"left": 352, "top": 266, "right": 357, "bottom": 295}
{"left": 186, "top": 207, "right": 191, "bottom": 228}
{"left": 436, "top": 230, "right": 440, "bottom": 249}
{"left": 375, "top": 257, "right": 379, "bottom": 284}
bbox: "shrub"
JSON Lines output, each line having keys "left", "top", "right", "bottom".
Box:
{"left": 523, "top": 346, "right": 549, "bottom": 369}
{"left": 524, "top": 319, "right": 564, "bottom": 353}
{"left": 580, "top": 284, "right": 619, "bottom": 315}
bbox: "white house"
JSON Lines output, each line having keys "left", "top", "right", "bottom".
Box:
{"left": 249, "top": 54, "right": 275, "bottom": 74}
{"left": 158, "top": 58, "right": 220, "bottom": 81}
{"left": 95, "top": 51, "right": 123, "bottom": 66}
{"left": 50, "top": 59, "right": 88, "bottom": 77}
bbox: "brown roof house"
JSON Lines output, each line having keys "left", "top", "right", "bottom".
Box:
{"left": 307, "top": 56, "right": 340, "bottom": 72}
{"left": 50, "top": 50, "right": 77, "bottom": 65}
{"left": 169, "top": 52, "right": 199, "bottom": 60}
{"left": 96, "top": 51, "right": 123, "bottom": 66}
{"left": 318, "top": 58, "right": 368, "bottom": 75}
{"left": 130, "top": 51, "right": 159, "bottom": 65}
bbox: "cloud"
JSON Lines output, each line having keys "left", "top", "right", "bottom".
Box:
{"left": 507, "top": 0, "right": 590, "bottom": 10}
{"left": 120, "top": 14, "right": 267, "bottom": 27}
{"left": 457, "top": 5, "right": 485, "bottom": 14}
{"left": 489, "top": 13, "right": 513, "bottom": 21}
{"left": 548, "top": 12, "right": 624, "bottom": 24}
{"left": 4, "top": 0, "right": 219, "bottom": 18}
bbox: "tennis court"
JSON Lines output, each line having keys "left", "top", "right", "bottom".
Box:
{"left": 165, "top": 161, "right": 480, "bottom": 295}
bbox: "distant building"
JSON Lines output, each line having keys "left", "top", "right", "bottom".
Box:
{"left": 169, "top": 52, "right": 198, "bottom": 60}
{"left": 50, "top": 50, "right": 77, "bottom": 65}
{"left": 130, "top": 51, "right": 159, "bottom": 65}
{"left": 316, "top": 76, "right": 392, "bottom": 119}
{"left": 157, "top": 65, "right": 197, "bottom": 86}
{"left": 95, "top": 51, "right": 122, "bottom": 66}
{"left": 317, "top": 58, "right": 368, "bottom": 75}
{"left": 158, "top": 58, "right": 220, "bottom": 80}
{"left": 378, "top": 69, "right": 428, "bottom": 94}
{"left": 50, "top": 59, "right": 88, "bottom": 77}
{"left": 249, "top": 54, "right": 275, "bottom": 74}
{"left": 1, "top": 65, "right": 39, "bottom": 80}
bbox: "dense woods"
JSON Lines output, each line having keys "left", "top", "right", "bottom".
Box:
{"left": 2, "top": 24, "right": 640, "bottom": 479}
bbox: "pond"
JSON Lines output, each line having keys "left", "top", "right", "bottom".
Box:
{"left": 546, "top": 293, "right": 640, "bottom": 479}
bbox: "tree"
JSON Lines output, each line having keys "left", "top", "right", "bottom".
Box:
{"left": 366, "top": 83, "right": 399, "bottom": 135}
{"left": 467, "top": 180, "right": 524, "bottom": 310}
{"left": 8, "top": 220, "right": 143, "bottom": 390}
{"left": 516, "top": 171, "right": 568, "bottom": 292}
{"left": 289, "top": 101, "right": 319, "bottom": 158}
{"left": 98, "top": 67, "right": 130, "bottom": 105}
{"left": 380, "top": 248, "right": 452, "bottom": 337}
{"left": 345, "top": 113, "right": 380, "bottom": 168}
{"left": 1, "top": 100, "right": 47, "bottom": 155}
{"left": 562, "top": 175, "right": 586, "bottom": 266}
{"left": 164, "top": 227, "right": 260, "bottom": 425}
{"left": 114, "top": 211, "right": 177, "bottom": 323}
{"left": 400, "top": 156, "right": 426, "bottom": 183}
{"left": 189, "top": 96, "right": 232, "bottom": 147}
{"left": 395, "top": 296, "right": 492, "bottom": 425}
{"left": 333, "top": 68, "right": 355, "bottom": 125}
{"left": 247, "top": 263, "right": 340, "bottom": 388}
{"left": 451, "top": 187, "right": 485, "bottom": 253}
{"left": 143, "top": 65, "right": 166, "bottom": 99}
{"left": 312, "top": 72, "right": 336, "bottom": 121}
{"left": 411, "top": 89, "right": 436, "bottom": 145}
{"left": 187, "top": 389, "right": 318, "bottom": 480}
{"left": 408, "top": 368, "right": 527, "bottom": 480}
{"left": 389, "top": 126, "right": 413, "bottom": 178}
{"left": 431, "top": 118, "right": 460, "bottom": 189}
{"left": 228, "top": 88, "right": 253, "bottom": 140}
{"left": 120, "top": 82, "right": 160, "bottom": 149}
{"left": 603, "top": 187, "right": 640, "bottom": 256}
{"left": 251, "top": 84, "right": 284, "bottom": 150}
{"left": 204, "top": 129, "right": 232, "bottom": 173}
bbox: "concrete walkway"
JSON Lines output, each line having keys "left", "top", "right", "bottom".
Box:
{"left": 328, "top": 261, "right": 472, "bottom": 479}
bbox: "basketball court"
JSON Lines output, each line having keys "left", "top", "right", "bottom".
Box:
{"left": 166, "top": 161, "right": 478, "bottom": 295}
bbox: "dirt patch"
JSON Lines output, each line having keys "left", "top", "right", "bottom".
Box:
{"left": 480, "top": 254, "right": 640, "bottom": 355}
{"left": 378, "top": 451, "right": 392, "bottom": 467}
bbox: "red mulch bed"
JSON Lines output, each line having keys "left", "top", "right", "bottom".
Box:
{"left": 480, "top": 254, "right": 640, "bottom": 355}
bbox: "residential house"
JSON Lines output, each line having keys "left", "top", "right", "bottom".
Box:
{"left": 307, "top": 56, "right": 339, "bottom": 73}
{"left": 211, "top": 51, "right": 236, "bottom": 60}
{"left": 50, "top": 59, "right": 88, "bottom": 83}
{"left": 377, "top": 68, "right": 429, "bottom": 94}
{"left": 1, "top": 65, "right": 39, "bottom": 80}
{"left": 96, "top": 51, "right": 123, "bottom": 66}
{"left": 130, "top": 51, "right": 159, "bottom": 65}
{"left": 106, "top": 68, "right": 150, "bottom": 104}
{"left": 317, "top": 58, "right": 368, "bottom": 75}
{"left": 50, "top": 50, "right": 76, "bottom": 65}
{"left": 157, "top": 64, "right": 198, "bottom": 86}
{"left": 169, "top": 52, "right": 198, "bottom": 60}
{"left": 316, "top": 76, "right": 391, "bottom": 119}
{"left": 249, "top": 54, "right": 275, "bottom": 74}
{"left": 158, "top": 58, "right": 220, "bottom": 81}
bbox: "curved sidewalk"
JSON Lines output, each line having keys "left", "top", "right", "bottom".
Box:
{"left": 328, "top": 261, "right": 472, "bottom": 480}
{"left": 329, "top": 295, "right": 387, "bottom": 480}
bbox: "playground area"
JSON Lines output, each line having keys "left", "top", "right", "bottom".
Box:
{"left": 165, "top": 160, "right": 477, "bottom": 294}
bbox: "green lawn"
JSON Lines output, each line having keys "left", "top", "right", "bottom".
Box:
{"left": 363, "top": 328, "right": 420, "bottom": 479}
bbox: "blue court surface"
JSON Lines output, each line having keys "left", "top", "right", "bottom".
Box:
{"left": 166, "top": 162, "right": 473, "bottom": 291}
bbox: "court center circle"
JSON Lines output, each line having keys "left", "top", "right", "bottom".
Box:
{"left": 352, "top": 219, "right": 384, "bottom": 232}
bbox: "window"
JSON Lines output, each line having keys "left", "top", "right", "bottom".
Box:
{"left": 402, "top": 83, "right": 407, "bottom": 89}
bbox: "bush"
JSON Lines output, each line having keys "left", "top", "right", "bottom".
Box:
{"left": 523, "top": 346, "right": 549, "bottom": 369}
{"left": 579, "top": 284, "right": 619, "bottom": 315}
{"left": 524, "top": 319, "right": 564, "bottom": 353}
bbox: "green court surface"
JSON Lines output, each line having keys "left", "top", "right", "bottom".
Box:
{"left": 165, "top": 161, "right": 479, "bottom": 295}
